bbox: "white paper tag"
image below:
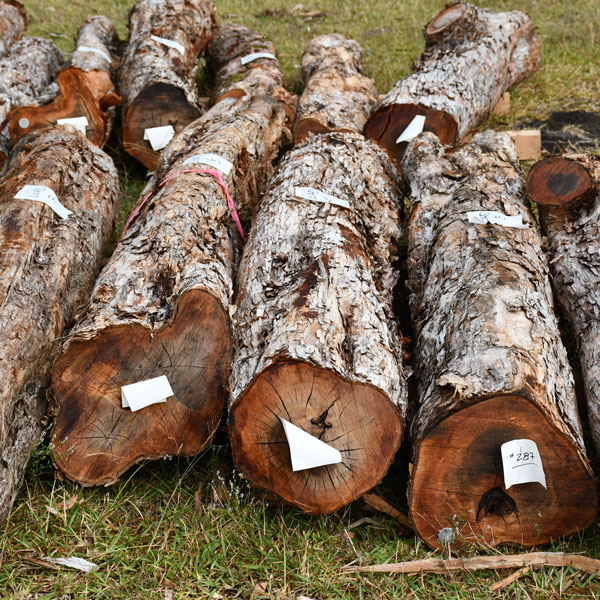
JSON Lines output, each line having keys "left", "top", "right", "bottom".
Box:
{"left": 280, "top": 418, "right": 342, "bottom": 471}
{"left": 182, "top": 153, "right": 233, "bottom": 175}
{"left": 467, "top": 211, "right": 527, "bottom": 229}
{"left": 240, "top": 51, "right": 276, "bottom": 65}
{"left": 14, "top": 185, "right": 72, "bottom": 219}
{"left": 143, "top": 125, "right": 175, "bottom": 151}
{"left": 57, "top": 116, "right": 89, "bottom": 135}
{"left": 501, "top": 439, "right": 546, "bottom": 489}
{"left": 396, "top": 115, "right": 426, "bottom": 144}
{"left": 121, "top": 375, "right": 174, "bottom": 412}
{"left": 75, "top": 45, "right": 111, "bottom": 62}
{"left": 150, "top": 35, "right": 185, "bottom": 57}
{"left": 294, "top": 186, "right": 350, "bottom": 209}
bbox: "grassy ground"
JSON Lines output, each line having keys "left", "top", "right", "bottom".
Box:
{"left": 3, "top": 0, "right": 600, "bottom": 598}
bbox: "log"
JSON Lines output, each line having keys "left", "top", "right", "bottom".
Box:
{"left": 229, "top": 131, "right": 406, "bottom": 514}
{"left": 293, "top": 34, "right": 378, "bottom": 144}
{"left": 6, "top": 16, "right": 121, "bottom": 148}
{"left": 207, "top": 22, "right": 297, "bottom": 126}
{"left": 0, "top": 0, "right": 26, "bottom": 57}
{"left": 526, "top": 155, "right": 600, "bottom": 456}
{"left": 364, "top": 2, "right": 540, "bottom": 164}
{"left": 119, "top": 0, "right": 215, "bottom": 170}
{"left": 402, "top": 130, "right": 596, "bottom": 550}
{"left": 50, "top": 95, "right": 288, "bottom": 486}
{"left": 0, "top": 127, "right": 120, "bottom": 523}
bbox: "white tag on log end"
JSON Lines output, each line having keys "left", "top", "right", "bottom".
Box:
{"left": 150, "top": 35, "right": 185, "bottom": 56}
{"left": 121, "top": 375, "right": 174, "bottom": 412}
{"left": 501, "top": 439, "right": 546, "bottom": 489}
{"left": 280, "top": 418, "right": 342, "bottom": 472}
{"left": 14, "top": 185, "right": 72, "bottom": 219}
{"left": 467, "top": 211, "right": 527, "bottom": 229}
{"left": 57, "top": 116, "right": 89, "bottom": 135}
{"left": 183, "top": 153, "right": 233, "bottom": 175}
{"left": 295, "top": 186, "right": 350, "bottom": 209}
{"left": 75, "top": 45, "right": 111, "bottom": 62}
{"left": 396, "top": 114, "right": 426, "bottom": 144}
{"left": 143, "top": 125, "right": 175, "bottom": 151}
{"left": 240, "top": 51, "right": 276, "bottom": 65}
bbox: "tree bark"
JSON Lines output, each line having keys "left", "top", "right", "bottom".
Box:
{"left": 229, "top": 131, "right": 406, "bottom": 514}
{"left": 118, "top": 0, "right": 215, "bottom": 170}
{"left": 50, "top": 95, "right": 288, "bottom": 486}
{"left": 0, "top": 0, "right": 26, "bottom": 57}
{"left": 403, "top": 131, "right": 596, "bottom": 550}
{"left": 527, "top": 154, "right": 600, "bottom": 458}
{"left": 364, "top": 2, "right": 540, "bottom": 164}
{"left": 293, "top": 34, "right": 378, "bottom": 144}
{"left": 6, "top": 16, "right": 121, "bottom": 148}
{"left": 0, "top": 127, "right": 120, "bottom": 523}
{"left": 207, "top": 22, "right": 297, "bottom": 126}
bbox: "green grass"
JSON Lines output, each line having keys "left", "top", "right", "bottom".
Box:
{"left": 4, "top": 0, "right": 600, "bottom": 598}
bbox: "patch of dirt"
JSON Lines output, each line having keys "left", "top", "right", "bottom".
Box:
{"left": 525, "top": 110, "right": 600, "bottom": 153}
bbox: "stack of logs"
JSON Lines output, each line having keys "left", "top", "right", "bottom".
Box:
{"left": 0, "top": 0, "right": 598, "bottom": 553}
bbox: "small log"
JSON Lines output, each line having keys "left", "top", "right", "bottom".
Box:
{"left": 6, "top": 16, "right": 121, "bottom": 148}
{"left": 293, "top": 34, "right": 378, "bottom": 144}
{"left": 0, "top": 127, "right": 120, "bottom": 523}
{"left": 207, "top": 22, "right": 297, "bottom": 126}
{"left": 403, "top": 131, "right": 596, "bottom": 550}
{"left": 50, "top": 96, "right": 288, "bottom": 486}
{"left": 364, "top": 2, "right": 540, "bottom": 163}
{"left": 119, "top": 0, "right": 215, "bottom": 170}
{"left": 527, "top": 155, "right": 600, "bottom": 456}
{"left": 0, "top": 0, "right": 26, "bottom": 57}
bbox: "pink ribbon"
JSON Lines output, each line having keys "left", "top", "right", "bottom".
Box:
{"left": 122, "top": 167, "right": 244, "bottom": 239}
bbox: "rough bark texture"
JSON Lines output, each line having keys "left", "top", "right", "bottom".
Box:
{"left": 0, "top": 0, "right": 26, "bottom": 57}
{"left": 365, "top": 2, "right": 540, "bottom": 163}
{"left": 403, "top": 131, "right": 596, "bottom": 550}
{"left": 527, "top": 155, "right": 600, "bottom": 457}
{"left": 293, "top": 34, "right": 378, "bottom": 144}
{"left": 207, "top": 22, "right": 297, "bottom": 126}
{"left": 0, "top": 127, "right": 120, "bottom": 523}
{"left": 6, "top": 16, "right": 121, "bottom": 148}
{"left": 0, "top": 37, "right": 65, "bottom": 167}
{"left": 51, "top": 96, "right": 288, "bottom": 486}
{"left": 119, "top": 0, "right": 215, "bottom": 169}
{"left": 229, "top": 132, "right": 406, "bottom": 514}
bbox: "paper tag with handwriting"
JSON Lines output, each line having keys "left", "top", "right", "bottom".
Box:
{"left": 183, "top": 153, "right": 233, "bottom": 175}
{"left": 121, "top": 375, "right": 174, "bottom": 412}
{"left": 467, "top": 211, "right": 526, "bottom": 229}
{"left": 14, "top": 185, "right": 72, "bottom": 219}
{"left": 240, "top": 51, "right": 276, "bottom": 65}
{"left": 144, "top": 125, "right": 175, "bottom": 151}
{"left": 150, "top": 35, "right": 185, "bottom": 56}
{"left": 396, "top": 115, "right": 425, "bottom": 144}
{"left": 295, "top": 186, "right": 350, "bottom": 209}
{"left": 57, "top": 116, "right": 89, "bottom": 135}
{"left": 501, "top": 439, "right": 546, "bottom": 489}
{"left": 75, "top": 45, "right": 111, "bottom": 62}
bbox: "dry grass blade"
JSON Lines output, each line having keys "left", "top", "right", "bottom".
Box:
{"left": 489, "top": 565, "right": 531, "bottom": 592}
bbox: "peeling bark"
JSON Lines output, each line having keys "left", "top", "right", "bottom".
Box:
{"left": 207, "top": 22, "right": 297, "bottom": 126}
{"left": 294, "top": 34, "right": 378, "bottom": 144}
{"left": 229, "top": 132, "right": 406, "bottom": 514}
{"left": 365, "top": 2, "right": 540, "bottom": 163}
{"left": 119, "top": 0, "right": 215, "bottom": 169}
{"left": 6, "top": 16, "right": 121, "bottom": 148}
{"left": 0, "top": 127, "right": 120, "bottom": 523}
{"left": 0, "top": 0, "right": 26, "bottom": 57}
{"left": 403, "top": 131, "right": 596, "bottom": 550}
{"left": 527, "top": 155, "right": 600, "bottom": 457}
{"left": 50, "top": 96, "right": 287, "bottom": 486}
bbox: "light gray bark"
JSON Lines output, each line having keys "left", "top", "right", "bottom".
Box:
{"left": 0, "top": 0, "right": 26, "bottom": 57}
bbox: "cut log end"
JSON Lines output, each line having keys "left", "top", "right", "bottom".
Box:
{"left": 526, "top": 157, "right": 595, "bottom": 208}
{"left": 293, "top": 118, "right": 333, "bottom": 145}
{"left": 50, "top": 290, "right": 230, "bottom": 486}
{"left": 425, "top": 3, "right": 468, "bottom": 37}
{"left": 364, "top": 103, "right": 457, "bottom": 164}
{"left": 122, "top": 82, "right": 202, "bottom": 170}
{"left": 409, "top": 395, "right": 597, "bottom": 550}
{"left": 229, "top": 360, "right": 403, "bottom": 514}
